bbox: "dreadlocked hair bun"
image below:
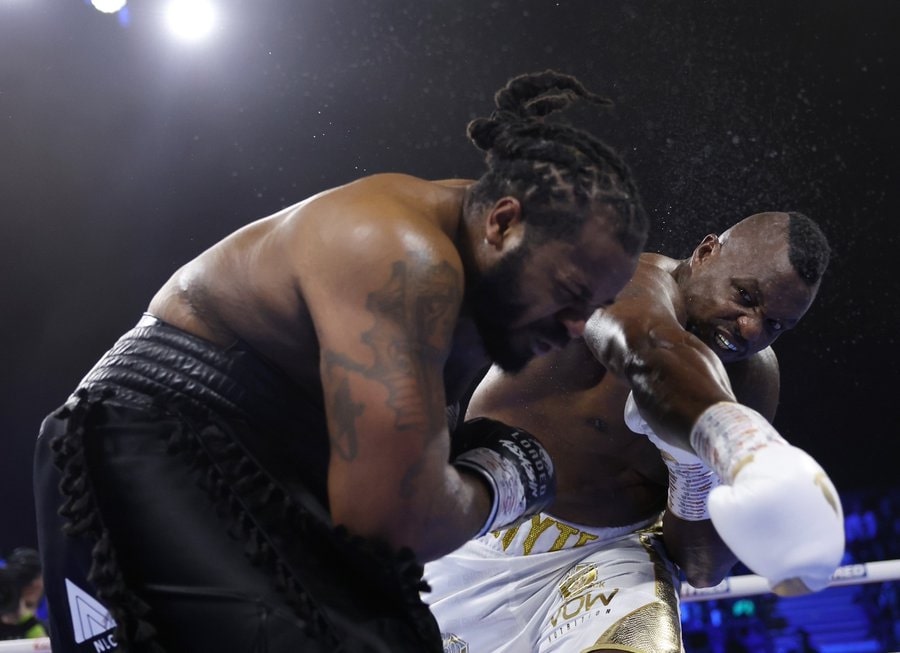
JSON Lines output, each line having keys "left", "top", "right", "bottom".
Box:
{"left": 465, "top": 69, "right": 648, "bottom": 256}
{"left": 467, "top": 69, "right": 613, "bottom": 152}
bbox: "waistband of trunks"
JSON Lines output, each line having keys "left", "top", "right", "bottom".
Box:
{"left": 73, "top": 313, "right": 301, "bottom": 428}
{"left": 480, "top": 512, "right": 662, "bottom": 556}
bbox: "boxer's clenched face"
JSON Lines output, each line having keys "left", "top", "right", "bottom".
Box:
{"left": 683, "top": 225, "right": 819, "bottom": 363}
{"left": 470, "top": 215, "right": 638, "bottom": 373}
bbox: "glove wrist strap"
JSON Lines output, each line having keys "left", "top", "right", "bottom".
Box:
{"left": 451, "top": 418, "right": 556, "bottom": 538}
{"left": 689, "top": 402, "right": 787, "bottom": 483}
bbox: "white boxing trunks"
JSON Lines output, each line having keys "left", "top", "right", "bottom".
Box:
{"left": 423, "top": 512, "right": 684, "bottom": 653}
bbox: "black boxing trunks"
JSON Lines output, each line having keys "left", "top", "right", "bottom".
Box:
{"left": 34, "top": 314, "right": 442, "bottom": 653}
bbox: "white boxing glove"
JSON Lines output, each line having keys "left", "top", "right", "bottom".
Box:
{"left": 690, "top": 402, "right": 845, "bottom": 596}
{"left": 624, "top": 392, "right": 721, "bottom": 521}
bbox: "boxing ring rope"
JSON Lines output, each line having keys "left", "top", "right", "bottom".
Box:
{"left": 680, "top": 558, "right": 900, "bottom": 602}
{"left": 0, "top": 641, "right": 50, "bottom": 652}
{"left": 1, "top": 560, "right": 897, "bottom": 652}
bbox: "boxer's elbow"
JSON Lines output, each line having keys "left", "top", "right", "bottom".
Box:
{"left": 680, "top": 561, "right": 734, "bottom": 589}
{"left": 664, "top": 513, "right": 738, "bottom": 588}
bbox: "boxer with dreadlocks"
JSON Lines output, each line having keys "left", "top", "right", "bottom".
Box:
{"left": 34, "top": 69, "right": 648, "bottom": 652}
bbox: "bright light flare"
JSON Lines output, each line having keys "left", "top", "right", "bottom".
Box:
{"left": 91, "top": 0, "right": 127, "bottom": 13}
{"left": 165, "top": 0, "right": 217, "bottom": 41}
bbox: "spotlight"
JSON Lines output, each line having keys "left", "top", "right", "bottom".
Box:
{"left": 165, "top": 0, "right": 217, "bottom": 41}
{"left": 91, "top": 0, "right": 127, "bottom": 13}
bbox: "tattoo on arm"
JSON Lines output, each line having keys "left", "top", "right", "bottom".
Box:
{"left": 323, "top": 258, "right": 461, "bottom": 461}
{"left": 329, "top": 374, "right": 365, "bottom": 460}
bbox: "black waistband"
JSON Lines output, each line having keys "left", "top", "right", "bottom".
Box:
{"left": 75, "top": 315, "right": 301, "bottom": 428}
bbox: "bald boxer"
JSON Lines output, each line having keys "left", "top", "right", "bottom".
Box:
{"left": 425, "top": 211, "right": 844, "bottom": 653}
{"left": 33, "top": 70, "right": 648, "bottom": 653}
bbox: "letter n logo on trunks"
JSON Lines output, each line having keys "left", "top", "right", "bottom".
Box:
{"left": 65, "top": 579, "right": 116, "bottom": 645}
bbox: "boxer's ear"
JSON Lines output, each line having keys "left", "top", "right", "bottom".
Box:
{"left": 484, "top": 197, "right": 523, "bottom": 250}
{"left": 691, "top": 234, "right": 720, "bottom": 267}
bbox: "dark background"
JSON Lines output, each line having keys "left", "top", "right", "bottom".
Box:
{"left": 1, "top": 0, "right": 897, "bottom": 554}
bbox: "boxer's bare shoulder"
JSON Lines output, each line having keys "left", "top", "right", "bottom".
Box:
{"left": 148, "top": 174, "right": 472, "bottom": 385}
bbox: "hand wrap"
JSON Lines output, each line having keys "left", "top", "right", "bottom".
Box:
{"left": 452, "top": 418, "right": 556, "bottom": 537}
{"left": 624, "top": 392, "right": 721, "bottom": 521}
{"left": 690, "top": 402, "right": 845, "bottom": 595}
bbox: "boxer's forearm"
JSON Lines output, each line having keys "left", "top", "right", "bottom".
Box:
{"left": 584, "top": 310, "right": 735, "bottom": 449}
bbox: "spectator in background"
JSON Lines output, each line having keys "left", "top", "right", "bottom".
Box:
{"left": 0, "top": 565, "right": 47, "bottom": 640}
{"left": 5, "top": 548, "right": 45, "bottom": 617}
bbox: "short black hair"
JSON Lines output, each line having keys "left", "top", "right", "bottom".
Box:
{"left": 786, "top": 211, "right": 830, "bottom": 286}
{"left": 5, "top": 547, "right": 42, "bottom": 586}
{"left": 466, "top": 70, "right": 648, "bottom": 256}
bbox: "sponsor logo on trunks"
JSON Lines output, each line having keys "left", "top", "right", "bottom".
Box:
{"left": 549, "top": 563, "right": 620, "bottom": 628}
{"left": 65, "top": 579, "right": 117, "bottom": 650}
{"left": 492, "top": 514, "right": 600, "bottom": 555}
{"left": 441, "top": 632, "right": 469, "bottom": 653}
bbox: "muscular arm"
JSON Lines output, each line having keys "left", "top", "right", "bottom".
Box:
{"left": 582, "top": 262, "right": 736, "bottom": 452}
{"left": 660, "top": 350, "right": 781, "bottom": 587}
{"left": 584, "top": 260, "right": 781, "bottom": 585}
{"left": 301, "top": 211, "right": 490, "bottom": 562}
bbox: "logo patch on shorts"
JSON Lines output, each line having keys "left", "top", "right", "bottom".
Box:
{"left": 65, "top": 578, "right": 116, "bottom": 645}
{"left": 559, "top": 563, "right": 602, "bottom": 600}
{"left": 550, "top": 563, "right": 620, "bottom": 628}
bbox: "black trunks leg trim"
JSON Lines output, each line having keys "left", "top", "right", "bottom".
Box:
{"left": 50, "top": 389, "right": 166, "bottom": 653}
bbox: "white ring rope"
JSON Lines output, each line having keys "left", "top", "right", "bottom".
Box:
{"left": 0, "top": 560, "right": 897, "bottom": 652}
{"left": 681, "top": 559, "right": 900, "bottom": 602}
{"left": 0, "top": 639, "right": 50, "bottom": 652}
